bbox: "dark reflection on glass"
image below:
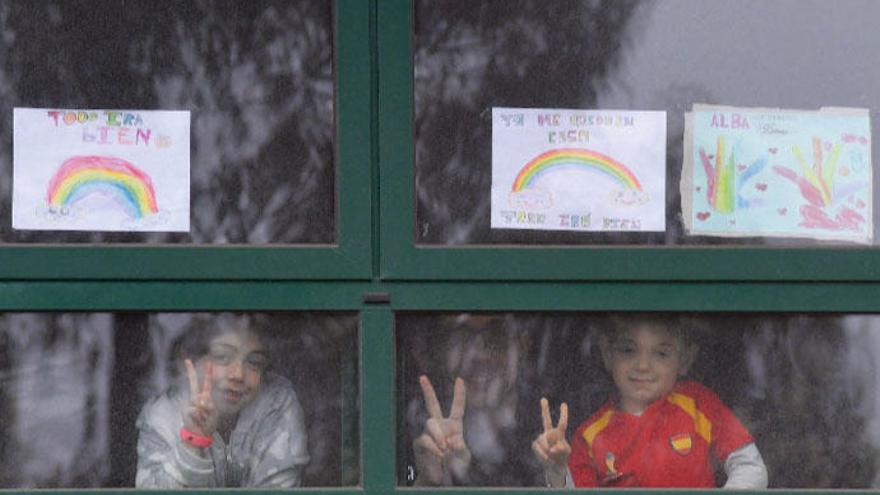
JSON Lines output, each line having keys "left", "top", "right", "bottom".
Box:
{"left": 0, "top": 312, "right": 359, "bottom": 488}
{"left": 397, "top": 312, "right": 878, "bottom": 488}
{"left": 0, "top": 1, "right": 335, "bottom": 244}
{"left": 414, "top": 0, "right": 880, "bottom": 246}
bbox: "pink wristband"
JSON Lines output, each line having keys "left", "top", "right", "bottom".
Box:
{"left": 180, "top": 427, "right": 213, "bottom": 448}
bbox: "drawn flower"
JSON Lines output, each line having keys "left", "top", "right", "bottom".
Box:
{"left": 699, "top": 136, "right": 735, "bottom": 214}
{"left": 773, "top": 137, "right": 867, "bottom": 231}
{"left": 699, "top": 135, "right": 767, "bottom": 213}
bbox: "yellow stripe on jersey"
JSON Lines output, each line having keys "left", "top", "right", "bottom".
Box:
{"left": 582, "top": 409, "right": 614, "bottom": 458}
{"left": 667, "top": 392, "right": 712, "bottom": 443}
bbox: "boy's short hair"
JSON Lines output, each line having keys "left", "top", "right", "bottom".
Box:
{"left": 602, "top": 313, "right": 697, "bottom": 349}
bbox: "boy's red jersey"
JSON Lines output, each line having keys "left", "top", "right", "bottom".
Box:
{"left": 568, "top": 380, "right": 754, "bottom": 487}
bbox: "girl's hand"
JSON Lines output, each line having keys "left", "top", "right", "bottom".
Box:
{"left": 412, "top": 375, "right": 471, "bottom": 486}
{"left": 532, "top": 398, "right": 570, "bottom": 487}
{"left": 183, "top": 359, "right": 218, "bottom": 438}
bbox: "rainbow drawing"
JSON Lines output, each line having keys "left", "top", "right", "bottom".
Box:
{"left": 699, "top": 136, "right": 735, "bottom": 214}
{"left": 46, "top": 155, "right": 158, "bottom": 219}
{"left": 511, "top": 148, "right": 643, "bottom": 193}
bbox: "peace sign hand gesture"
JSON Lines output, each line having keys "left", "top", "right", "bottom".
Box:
{"left": 412, "top": 375, "right": 472, "bottom": 486}
{"left": 532, "top": 398, "right": 570, "bottom": 488}
{"left": 183, "top": 359, "right": 219, "bottom": 439}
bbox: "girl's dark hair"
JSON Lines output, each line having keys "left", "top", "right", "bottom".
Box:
{"left": 175, "top": 313, "right": 270, "bottom": 362}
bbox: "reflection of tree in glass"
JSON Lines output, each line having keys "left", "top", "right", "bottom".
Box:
{"left": 0, "top": 326, "right": 11, "bottom": 486}
{"left": 264, "top": 313, "right": 361, "bottom": 487}
{"left": 735, "top": 317, "right": 876, "bottom": 488}
{"left": 0, "top": 1, "right": 333, "bottom": 244}
{"left": 413, "top": 1, "right": 645, "bottom": 244}
{"left": 0, "top": 314, "right": 114, "bottom": 487}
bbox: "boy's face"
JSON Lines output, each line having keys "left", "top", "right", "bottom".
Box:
{"left": 601, "top": 322, "right": 696, "bottom": 415}
{"left": 202, "top": 327, "right": 268, "bottom": 419}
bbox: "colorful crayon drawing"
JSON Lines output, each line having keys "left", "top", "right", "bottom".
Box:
{"left": 46, "top": 156, "right": 159, "bottom": 220}
{"left": 12, "top": 107, "right": 190, "bottom": 232}
{"left": 684, "top": 105, "right": 871, "bottom": 244}
{"left": 772, "top": 137, "right": 868, "bottom": 231}
{"left": 491, "top": 107, "right": 666, "bottom": 232}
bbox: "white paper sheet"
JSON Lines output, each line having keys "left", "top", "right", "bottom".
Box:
{"left": 491, "top": 107, "right": 666, "bottom": 232}
{"left": 681, "top": 104, "right": 872, "bottom": 244}
{"left": 13, "top": 107, "right": 191, "bottom": 232}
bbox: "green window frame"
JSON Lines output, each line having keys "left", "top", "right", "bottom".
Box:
{"left": 376, "top": 0, "right": 880, "bottom": 282}
{"left": 386, "top": 281, "right": 880, "bottom": 495}
{"left": 4, "top": 1, "right": 880, "bottom": 494}
{"left": 6, "top": 280, "right": 880, "bottom": 494}
{"left": 0, "top": 1, "right": 373, "bottom": 281}
{"left": 0, "top": 280, "right": 379, "bottom": 494}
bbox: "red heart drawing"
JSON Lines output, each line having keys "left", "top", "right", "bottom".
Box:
{"left": 697, "top": 212, "right": 711, "bottom": 221}
{"left": 777, "top": 208, "right": 787, "bottom": 216}
{"left": 768, "top": 148, "right": 778, "bottom": 154}
{"left": 755, "top": 183, "right": 768, "bottom": 191}
{"left": 857, "top": 199, "right": 866, "bottom": 209}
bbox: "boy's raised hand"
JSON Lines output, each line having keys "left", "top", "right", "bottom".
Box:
{"left": 183, "top": 358, "right": 218, "bottom": 439}
{"left": 412, "top": 375, "right": 472, "bottom": 486}
{"left": 532, "top": 398, "right": 570, "bottom": 487}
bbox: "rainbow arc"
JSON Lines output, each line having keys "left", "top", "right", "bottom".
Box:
{"left": 512, "top": 148, "right": 642, "bottom": 192}
{"left": 46, "top": 155, "right": 158, "bottom": 219}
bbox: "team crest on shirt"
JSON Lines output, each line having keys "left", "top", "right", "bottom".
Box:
{"left": 601, "top": 452, "right": 625, "bottom": 484}
{"left": 605, "top": 452, "right": 618, "bottom": 475}
{"left": 670, "top": 433, "right": 693, "bottom": 455}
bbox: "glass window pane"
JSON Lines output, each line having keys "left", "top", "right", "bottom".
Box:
{"left": 0, "top": 311, "right": 359, "bottom": 488}
{"left": 0, "top": 0, "right": 334, "bottom": 244}
{"left": 397, "top": 312, "right": 877, "bottom": 488}
{"left": 414, "top": 0, "right": 879, "bottom": 246}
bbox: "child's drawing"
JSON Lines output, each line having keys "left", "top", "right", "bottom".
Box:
{"left": 772, "top": 137, "right": 869, "bottom": 231}
{"left": 13, "top": 107, "right": 190, "bottom": 232}
{"left": 46, "top": 155, "right": 159, "bottom": 220}
{"left": 491, "top": 107, "right": 666, "bottom": 232}
{"left": 683, "top": 105, "right": 871, "bottom": 244}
